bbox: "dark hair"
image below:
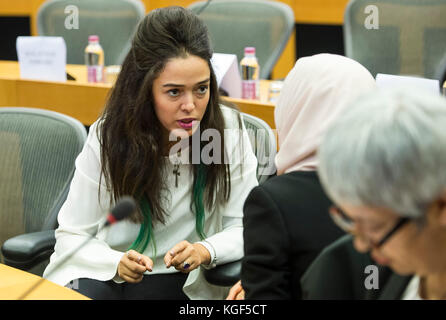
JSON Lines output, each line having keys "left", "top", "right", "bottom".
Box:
{"left": 98, "top": 7, "right": 231, "bottom": 237}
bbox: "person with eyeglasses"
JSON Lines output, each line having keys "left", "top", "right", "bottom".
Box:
{"left": 302, "top": 87, "right": 446, "bottom": 300}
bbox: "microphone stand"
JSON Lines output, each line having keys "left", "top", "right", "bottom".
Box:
{"left": 196, "top": 0, "right": 212, "bottom": 15}
{"left": 18, "top": 220, "right": 110, "bottom": 300}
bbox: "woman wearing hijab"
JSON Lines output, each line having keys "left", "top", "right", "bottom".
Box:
{"left": 227, "top": 54, "right": 376, "bottom": 299}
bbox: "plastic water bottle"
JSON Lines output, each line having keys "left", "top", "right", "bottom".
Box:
{"left": 85, "top": 35, "right": 104, "bottom": 83}
{"left": 240, "top": 47, "right": 260, "bottom": 100}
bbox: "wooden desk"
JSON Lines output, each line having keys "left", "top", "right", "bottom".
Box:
{"left": 0, "top": 0, "right": 349, "bottom": 80}
{"left": 0, "top": 0, "right": 300, "bottom": 79}
{"left": 0, "top": 263, "right": 89, "bottom": 300}
{"left": 0, "top": 61, "right": 276, "bottom": 129}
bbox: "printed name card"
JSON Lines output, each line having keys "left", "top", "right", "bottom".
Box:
{"left": 376, "top": 73, "right": 440, "bottom": 95}
{"left": 16, "top": 36, "right": 67, "bottom": 82}
{"left": 211, "top": 53, "right": 242, "bottom": 98}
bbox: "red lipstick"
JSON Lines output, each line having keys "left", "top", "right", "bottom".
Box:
{"left": 177, "top": 118, "right": 195, "bottom": 130}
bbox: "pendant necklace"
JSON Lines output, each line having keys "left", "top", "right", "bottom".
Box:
{"left": 172, "top": 151, "right": 181, "bottom": 188}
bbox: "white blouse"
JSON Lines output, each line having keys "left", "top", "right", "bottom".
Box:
{"left": 43, "top": 106, "right": 258, "bottom": 299}
{"left": 401, "top": 276, "right": 422, "bottom": 300}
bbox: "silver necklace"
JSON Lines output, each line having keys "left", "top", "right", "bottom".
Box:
{"left": 172, "top": 151, "right": 181, "bottom": 188}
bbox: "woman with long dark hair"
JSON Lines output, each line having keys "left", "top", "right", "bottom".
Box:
{"left": 43, "top": 6, "right": 258, "bottom": 300}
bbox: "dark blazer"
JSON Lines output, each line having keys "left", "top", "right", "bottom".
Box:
{"left": 301, "top": 235, "right": 413, "bottom": 300}
{"left": 241, "top": 171, "right": 345, "bottom": 299}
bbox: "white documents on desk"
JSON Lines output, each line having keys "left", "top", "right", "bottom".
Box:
{"left": 376, "top": 73, "right": 440, "bottom": 95}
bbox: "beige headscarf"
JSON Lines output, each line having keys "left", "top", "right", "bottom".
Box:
{"left": 274, "top": 54, "right": 376, "bottom": 175}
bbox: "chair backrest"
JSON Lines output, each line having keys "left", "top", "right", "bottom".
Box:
{"left": 0, "top": 107, "right": 87, "bottom": 258}
{"left": 37, "top": 0, "right": 145, "bottom": 66}
{"left": 241, "top": 112, "right": 276, "bottom": 183}
{"left": 344, "top": 0, "right": 446, "bottom": 80}
{"left": 435, "top": 55, "right": 446, "bottom": 89}
{"left": 189, "top": 0, "right": 294, "bottom": 79}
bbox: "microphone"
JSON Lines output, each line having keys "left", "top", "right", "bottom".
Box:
{"left": 196, "top": 0, "right": 212, "bottom": 15}
{"left": 18, "top": 196, "right": 137, "bottom": 300}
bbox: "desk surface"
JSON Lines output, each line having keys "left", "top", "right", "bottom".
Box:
{"left": 0, "top": 263, "right": 89, "bottom": 300}
{"left": 0, "top": 61, "right": 276, "bottom": 129}
{"left": 0, "top": 0, "right": 351, "bottom": 79}
{"left": 0, "top": 0, "right": 300, "bottom": 79}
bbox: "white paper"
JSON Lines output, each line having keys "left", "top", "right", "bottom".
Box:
{"left": 211, "top": 53, "right": 242, "bottom": 98}
{"left": 376, "top": 73, "right": 439, "bottom": 95}
{"left": 16, "top": 36, "right": 67, "bottom": 82}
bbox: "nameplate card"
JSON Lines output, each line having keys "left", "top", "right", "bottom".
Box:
{"left": 16, "top": 36, "right": 67, "bottom": 82}
{"left": 211, "top": 53, "right": 242, "bottom": 98}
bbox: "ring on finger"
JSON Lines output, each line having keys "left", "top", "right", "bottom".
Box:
{"left": 183, "top": 262, "right": 191, "bottom": 270}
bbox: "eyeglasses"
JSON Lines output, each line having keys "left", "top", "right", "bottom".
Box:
{"left": 329, "top": 206, "right": 410, "bottom": 249}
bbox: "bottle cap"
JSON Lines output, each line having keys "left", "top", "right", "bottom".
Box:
{"left": 88, "top": 35, "right": 99, "bottom": 43}
{"left": 244, "top": 47, "right": 256, "bottom": 55}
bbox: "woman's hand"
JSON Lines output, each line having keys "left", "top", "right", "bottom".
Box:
{"left": 164, "top": 240, "right": 210, "bottom": 273}
{"left": 117, "top": 249, "right": 153, "bottom": 283}
{"left": 226, "top": 280, "right": 245, "bottom": 300}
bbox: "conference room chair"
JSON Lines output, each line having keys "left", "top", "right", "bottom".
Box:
{"left": 0, "top": 107, "right": 87, "bottom": 276}
{"left": 344, "top": 0, "right": 446, "bottom": 81}
{"left": 435, "top": 56, "right": 446, "bottom": 90}
{"left": 37, "top": 0, "right": 145, "bottom": 66}
{"left": 203, "top": 112, "right": 277, "bottom": 287}
{"left": 188, "top": 0, "right": 294, "bottom": 79}
{"left": 241, "top": 112, "right": 277, "bottom": 184}
{"left": 300, "top": 235, "right": 398, "bottom": 299}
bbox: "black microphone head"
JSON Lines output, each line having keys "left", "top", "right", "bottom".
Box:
{"left": 111, "top": 196, "right": 137, "bottom": 222}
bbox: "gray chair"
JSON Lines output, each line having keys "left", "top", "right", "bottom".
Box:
{"left": 344, "top": 0, "right": 446, "bottom": 81}
{"left": 37, "top": 0, "right": 145, "bottom": 66}
{"left": 189, "top": 0, "right": 294, "bottom": 79}
{"left": 0, "top": 107, "right": 87, "bottom": 275}
{"left": 203, "top": 112, "right": 277, "bottom": 287}
{"left": 241, "top": 112, "right": 277, "bottom": 184}
{"left": 435, "top": 55, "right": 446, "bottom": 92}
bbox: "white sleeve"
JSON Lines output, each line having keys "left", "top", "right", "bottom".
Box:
{"left": 198, "top": 107, "right": 259, "bottom": 267}
{"left": 43, "top": 121, "right": 124, "bottom": 286}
